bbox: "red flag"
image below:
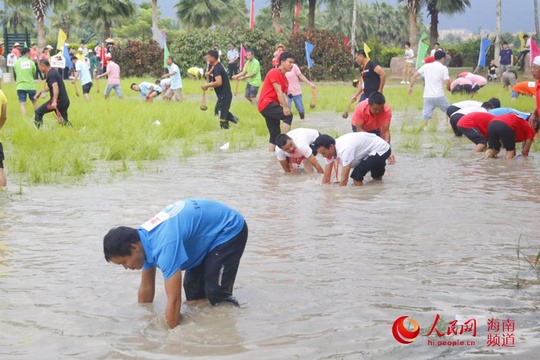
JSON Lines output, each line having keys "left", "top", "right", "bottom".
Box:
{"left": 240, "top": 44, "right": 247, "bottom": 70}
{"left": 249, "top": 0, "right": 255, "bottom": 29}
{"left": 530, "top": 38, "right": 539, "bottom": 66}
{"left": 344, "top": 36, "right": 350, "bottom": 50}
{"left": 293, "top": 3, "right": 300, "bottom": 33}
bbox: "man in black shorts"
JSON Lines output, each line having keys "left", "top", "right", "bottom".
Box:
{"left": 201, "top": 50, "right": 238, "bottom": 129}
{"left": 34, "top": 59, "right": 71, "bottom": 128}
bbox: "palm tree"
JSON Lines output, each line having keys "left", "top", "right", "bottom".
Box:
{"left": 49, "top": 2, "right": 79, "bottom": 38}
{"left": 78, "top": 0, "right": 136, "bottom": 40}
{"left": 534, "top": 0, "right": 539, "bottom": 38}
{"left": 175, "top": 0, "right": 245, "bottom": 29}
{"left": 152, "top": 0, "right": 159, "bottom": 43}
{"left": 426, "top": 0, "right": 470, "bottom": 47}
{"left": 3, "top": 0, "right": 35, "bottom": 33}
{"left": 494, "top": 0, "right": 501, "bottom": 67}
{"left": 271, "top": 0, "right": 283, "bottom": 33}
{"left": 399, "top": 0, "right": 421, "bottom": 51}
{"left": 30, "top": 0, "right": 67, "bottom": 49}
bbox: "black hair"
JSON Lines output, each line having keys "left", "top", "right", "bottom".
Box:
{"left": 368, "top": 92, "right": 385, "bottom": 106}
{"left": 70, "top": 56, "right": 77, "bottom": 62}
{"left": 502, "top": 41, "right": 508, "bottom": 45}
{"left": 208, "top": 49, "right": 219, "bottom": 60}
{"left": 246, "top": 49, "right": 255, "bottom": 55}
{"left": 434, "top": 42, "right": 440, "bottom": 46}
{"left": 481, "top": 102, "right": 493, "bottom": 110}
{"left": 352, "top": 79, "right": 359, "bottom": 88}
{"left": 103, "top": 226, "right": 141, "bottom": 262}
{"left": 20, "top": 47, "right": 30, "bottom": 56}
{"left": 355, "top": 49, "right": 366, "bottom": 57}
{"left": 130, "top": 83, "right": 138, "bottom": 89}
{"left": 275, "top": 134, "right": 291, "bottom": 149}
{"left": 434, "top": 50, "right": 446, "bottom": 60}
{"left": 405, "top": 42, "right": 411, "bottom": 47}
{"left": 488, "top": 97, "right": 501, "bottom": 109}
{"left": 166, "top": 56, "right": 174, "bottom": 62}
{"left": 279, "top": 51, "right": 295, "bottom": 64}
{"left": 523, "top": 34, "right": 529, "bottom": 39}
{"left": 155, "top": 79, "right": 161, "bottom": 84}
{"left": 313, "top": 134, "right": 336, "bottom": 150}
{"left": 38, "top": 59, "right": 50, "bottom": 67}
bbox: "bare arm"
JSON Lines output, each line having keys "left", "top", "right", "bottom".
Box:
{"left": 298, "top": 73, "right": 316, "bottom": 89}
{"left": 322, "top": 163, "right": 333, "bottom": 184}
{"left": 380, "top": 122, "right": 391, "bottom": 144}
{"left": 201, "top": 74, "right": 223, "bottom": 90}
{"left": 374, "top": 65, "right": 386, "bottom": 93}
{"left": 408, "top": 71, "right": 421, "bottom": 94}
{"left": 521, "top": 139, "right": 533, "bottom": 156}
{"left": 306, "top": 155, "right": 324, "bottom": 174}
{"left": 351, "top": 82, "right": 363, "bottom": 102}
{"left": 339, "top": 165, "right": 352, "bottom": 186}
{"left": 232, "top": 70, "right": 247, "bottom": 80}
{"left": 71, "top": 71, "right": 80, "bottom": 83}
{"left": 272, "top": 81, "right": 290, "bottom": 115}
{"left": 444, "top": 79, "right": 451, "bottom": 92}
{"left": 164, "top": 269, "right": 183, "bottom": 329}
{"left": 138, "top": 267, "right": 156, "bottom": 303}
{"left": 279, "top": 159, "right": 291, "bottom": 173}
{"left": 529, "top": 109, "right": 538, "bottom": 127}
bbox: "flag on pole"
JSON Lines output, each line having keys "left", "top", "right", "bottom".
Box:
{"left": 416, "top": 35, "right": 430, "bottom": 69}
{"left": 57, "top": 29, "right": 67, "bottom": 51}
{"left": 363, "top": 42, "right": 371, "bottom": 60}
{"left": 63, "top": 44, "right": 73, "bottom": 68}
{"left": 240, "top": 44, "right": 247, "bottom": 70}
{"left": 519, "top": 32, "right": 525, "bottom": 50}
{"left": 477, "top": 38, "right": 491, "bottom": 67}
{"left": 164, "top": 42, "right": 170, "bottom": 68}
{"left": 249, "top": 0, "right": 255, "bottom": 29}
{"left": 530, "top": 38, "right": 540, "bottom": 66}
{"left": 305, "top": 42, "right": 315, "bottom": 69}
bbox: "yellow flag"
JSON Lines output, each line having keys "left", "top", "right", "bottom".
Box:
{"left": 364, "top": 42, "right": 371, "bottom": 60}
{"left": 57, "top": 29, "right": 67, "bottom": 51}
{"left": 519, "top": 32, "right": 525, "bottom": 50}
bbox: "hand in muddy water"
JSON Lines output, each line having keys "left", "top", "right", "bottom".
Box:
{"left": 387, "top": 154, "right": 396, "bottom": 165}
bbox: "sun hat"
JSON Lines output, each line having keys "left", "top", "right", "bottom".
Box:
{"left": 13, "top": 42, "right": 20, "bottom": 47}
{"left": 533, "top": 56, "right": 540, "bottom": 67}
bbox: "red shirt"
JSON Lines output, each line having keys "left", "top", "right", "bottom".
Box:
{"left": 536, "top": 80, "right": 540, "bottom": 111}
{"left": 351, "top": 99, "right": 392, "bottom": 131}
{"left": 493, "top": 114, "right": 536, "bottom": 142}
{"left": 457, "top": 112, "right": 495, "bottom": 138}
{"left": 258, "top": 68, "right": 288, "bottom": 112}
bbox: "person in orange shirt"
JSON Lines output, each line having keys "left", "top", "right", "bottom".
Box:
{"left": 511, "top": 81, "right": 536, "bottom": 98}
{"left": 351, "top": 91, "right": 395, "bottom": 164}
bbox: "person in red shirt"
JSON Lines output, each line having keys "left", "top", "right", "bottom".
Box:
{"left": 351, "top": 91, "right": 395, "bottom": 163}
{"left": 486, "top": 114, "right": 538, "bottom": 159}
{"left": 456, "top": 112, "right": 496, "bottom": 152}
{"left": 258, "top": 51, "right": 295, "bottom": 151}
{"left": 11, "top": 42, "right": 21, "bottom": 58}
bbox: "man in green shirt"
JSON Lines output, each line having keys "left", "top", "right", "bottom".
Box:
{"left": 232, "top": 49, "right": 261, "bottom": 105}
{"left": 13, "top": 47, "right": 37, "bottom": 116}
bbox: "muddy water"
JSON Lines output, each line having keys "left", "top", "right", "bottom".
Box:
{"left": 1, "top": 111, "right": 540, "bottom": 359}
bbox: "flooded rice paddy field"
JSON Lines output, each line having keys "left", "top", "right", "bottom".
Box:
{"left": 1, "top": 110, "right": 539, "bottom": 359}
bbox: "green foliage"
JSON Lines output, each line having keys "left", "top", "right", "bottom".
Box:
{"left": 444, "top": 37, "right": 480, "bottom": 68}
{"left": 168, "top": 28, "right": 287, "bottom": 78}
{"left": 289, "top": 29, "right": 351, "bottom": 81}
{"left": 112, "top": 40, "right": 164, "bottom": 78}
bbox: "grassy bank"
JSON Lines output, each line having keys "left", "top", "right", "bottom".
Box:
{"left": 0, "top": 75, "right": 537, "bottom": 185}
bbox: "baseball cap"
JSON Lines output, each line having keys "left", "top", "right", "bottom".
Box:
{"left": 78, "top": 47, "right": 83, "bottom": 51}
{"left": 46, "top": 45, "right": 53, "bottom": 49}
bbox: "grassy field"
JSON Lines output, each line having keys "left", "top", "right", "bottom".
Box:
{"left": 0, "top": 72, "right": 537, "bottom": 185}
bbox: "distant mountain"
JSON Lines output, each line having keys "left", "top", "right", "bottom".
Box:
{"left": 141, "top": 0, "right": 538, "bottom": 34}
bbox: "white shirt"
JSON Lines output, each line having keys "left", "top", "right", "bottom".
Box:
{"left": 325, "top": 132, "right": 390, "bottom": 169}
{"left": 168, "top": 63, "right": 182, "bottom": 89}
{"left": 405, "top": 48, "right": 414, "bottom": 63}
{"left": 454, "top": 107, "right": 487, "bottom": 116}
{"left": 276, "top": 128, "right": 320, "bottom": 161}
{"left": 417, "top": 61, "right": 449, "bottom": 98}
{"left": 75, "top": 60, "right": 92, "bottom": 85}
{"left": 453, "top": 100, "right": 482, "bottom": 108}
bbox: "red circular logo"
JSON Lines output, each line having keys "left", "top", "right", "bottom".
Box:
{"left": 392, "top": 316, "right": 420, "bottom": 344}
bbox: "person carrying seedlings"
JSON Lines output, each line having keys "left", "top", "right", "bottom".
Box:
{"left": 34, "top": 59, "right": 71, "bottom": 128}
{"left": 103, "top": 198, "right": 248, "bottom": 329}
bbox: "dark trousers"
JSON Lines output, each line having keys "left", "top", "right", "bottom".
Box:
{"left": 260, "top": 102, "right": 293, "bottom": 145}
{"left": 228, "top": 62, "right": 238, "bottom": 79}
{"left": 35, "top": 99, "right": 70, "bottom": 127}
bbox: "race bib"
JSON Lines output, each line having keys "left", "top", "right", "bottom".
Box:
{"left": 140, "top": 201, "right": 185, "bottom": 231}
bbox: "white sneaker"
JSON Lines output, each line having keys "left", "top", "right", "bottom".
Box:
{"left": 406, "top": 81, "right": 410, "bottom": 84}
{"left": 400, "top": 81, "right": 406, "bottom": 84}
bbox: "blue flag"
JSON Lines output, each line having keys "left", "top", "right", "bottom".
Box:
{"left": 477, "top": 38, "right": 491, "bottom": 67}
{"left": 305, "top": 42, "right": 314, "bottom": 69}
{"left": 63, "top": 44, "right": 73, "bottom": 68}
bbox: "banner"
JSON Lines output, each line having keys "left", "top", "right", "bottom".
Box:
{"left": 56, "top": 29, "right": 67, "bottom": 51}
{"left": 477, "top": 38, "right": 491, "bottom": 67}
{"left": 364, "top": 42, "right": 371, "bottom": 60}
{"left": 50, "top": 54, "right": 66, "bottom": 68}
{"left": 305, "top": 42, "right": 314, "bottom": 69}
{"left": 240, "top": 44, "right": 247, "bottom": 70}
{"left": 63, "top": 44, "right": 72, "bottom": 68}
{"left": 416, "top": 40, "right": 429, "bottom": 69}
{"left": 249, "top": 0, "right": 255, "bottom": 29}
{"left": 530, "top": 38, "right": 539, "bottom": 66}
{"left": 164, "top": 42, "right": 170, "bottom": 68}
{"left": 293, "top": 3, "right": 300, "bottom": 34}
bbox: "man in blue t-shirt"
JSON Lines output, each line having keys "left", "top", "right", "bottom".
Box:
{"left": 130, "top": 81, "right": 162, "bottom": 102}
{"left": 103, "top": 199, "right": 248, "bottom": 329}
{"left": 498, "top": 42, "right": 514, "bottom": 75}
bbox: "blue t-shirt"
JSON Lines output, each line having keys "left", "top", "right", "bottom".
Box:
{"left": 168, "top": 63, "right": 182, "bottom": 89}
{"left": 499, "top": 49, "right": 513, "bottom": 65}
{"left": 138, "top": 82, "right": 162, "bottom": 98}
{"left": 138, "top": 199, "right": 245, "bottom": 279}
{"left": 489, "top": 107, "right": 530, "bottom": 120}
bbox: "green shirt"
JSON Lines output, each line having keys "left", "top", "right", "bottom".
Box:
{"left": 13, "top": 56, "right": 37, "bottom": 91}
{"left": 243, "top": 58, "right": 262, "bottom": 87}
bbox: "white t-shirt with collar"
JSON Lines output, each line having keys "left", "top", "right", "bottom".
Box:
{"left": 276, "top": 128, "right": 319, "bottom": 161}
{"left": 417, "top": 61, "right": 450, "bottom": 98}
{"left": 325, "top": 132, "right": 390, "bottom": 169}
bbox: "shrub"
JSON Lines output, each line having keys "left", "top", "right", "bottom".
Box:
{"left": 111, "top": 39, "right": 164, "bottom": 78}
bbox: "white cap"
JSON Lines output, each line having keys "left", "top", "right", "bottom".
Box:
{"left": 88, "top": 49, "right": 93, "bottom": 53}
{"left": 78, "top": 47, "right": 83, "bottom": 52}
{"left": 533, "top": 56, "right": 540, "bottom": 66}
{"left": 46, "top": 45, "right": 53, "bottom": 49}
{"left": 13, "top": 42, "right": 20, "bottom": 47}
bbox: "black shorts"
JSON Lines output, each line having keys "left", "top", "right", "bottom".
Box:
{"left": 0, "top": 142, "right": 4, "bottom": 168}
{"left": 457, "top": 126, "right": 487, "bottom": 145}
{"left": 183, "top": 222, "right": 248, "bottom": 305}
{"left": 260, "top": 102, "right": 293, "bottom": 145}
{"left": 82, "top": 82, "right": 93, "bottom": 94}
{"left": 350, "top": 148, "right": 391, "bottom": 182}
{"left": 487, "top": 120, "right": 515, "bottom": 151}
{"left": 216, "top": 95, "right": 232, "bottom": 120}
{"left": 449, "top": 113, "right": 465, "bottom": 136}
